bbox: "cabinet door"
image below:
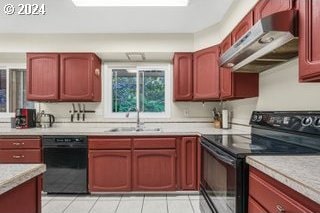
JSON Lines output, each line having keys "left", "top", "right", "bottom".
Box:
{"left": 173, "top": 53, "right": 193, "bottom": 101}
{"left": 60, "top": 53, "right": 94, "bottom": 101}
{"left": 254, "top": 0, "right": 293, "bottom": 23}
{"left": 193, "top": 46, "right": 220, "bottom": 100}
{"left": 180, "top": 137, "right": 197, "bottom": 190}
{"left": 88, "top": 150, "right": 131, "bottom": 192}
{"left": 220, "top": 35, "right": 233, "bottom": 99}
{"left": 248, "top": 196, "right": 267, "bottom": 213}
{"left": 133, "top": 150, "right": 176, "bottom": 191}
{"left": 231, "top": 12, "right": 254, "bottom": 43}
{"left": 27, "top": 53, "right": 59, "bottom": 101}
{"left": 299, "top": 0, "right": 320, "bottom": 82}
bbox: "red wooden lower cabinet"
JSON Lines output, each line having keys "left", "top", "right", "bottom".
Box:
{"left": 88, "top": 150, "right": 131, "bottom": 191}
{"left": 180, "top": 137, "right": 197, "bottom": 190}
{"left": 249, "top": 167, "right": 320, "bottom": 213}
{"left": 0, "top": 176, "right": 41, "bottom": 213}
{"left": 133, "top": 150, "right": 177, "bottom": 191}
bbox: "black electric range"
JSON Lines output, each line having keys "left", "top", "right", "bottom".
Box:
{"left": 199, "top": 111, "right": 320, "bottom": 213}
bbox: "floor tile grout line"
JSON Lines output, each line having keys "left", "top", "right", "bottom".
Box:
{"left": 140, "top": 194, "right": 145, "bottom": 213}
{"left": 88, "top": 195, "right": 100, "bottom": 213}
{"left": 114, "top": 194, "right": 123, "bottom": 213}
{"left": 188, "top": 195, "right": 196, "bottom": 213}
{"left": 166, "top": 194, "right": 170, "bottom": 213}
{"left": 62, "top": 195, "right": 78, "bottom": 213}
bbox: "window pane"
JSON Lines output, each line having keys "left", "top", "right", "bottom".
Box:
{"left": 139, "top": 70, "right": 165, "bottom": 112}
{"left": 9, "top": 69, "right": 34, "bottom": 112}
{"left": 0, "top": 69, "right": 6, "bottom": 112}
{"left": 112, "top": 69, "right": 137, "bottom": 112}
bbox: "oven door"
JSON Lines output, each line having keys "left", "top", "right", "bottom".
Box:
{"left": 200, "top": 139, "right": 238, "bottom": 213}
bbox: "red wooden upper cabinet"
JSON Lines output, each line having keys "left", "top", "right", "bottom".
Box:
{"left": 27, "top": 53, "right": 60, "bottom": 101}
{"left": 173, "top": 53, "right": 193, "bottom": 101}
{"left": 220, "top": 35, "right": 259, "bottom": 100}
{"left": 60, "top": 53, "right": 102, "bottom": 101}
{"left": 253, "top": 0, "right": 293, "bottom": 23}
{"left": 232, "top": 12, "right": 254, "bottom": 43}
{"left": 299, "top": 0, "right": 320, "bottom": 82}
{"left": 193, "top": 46, "right": 220, "bottom": 101}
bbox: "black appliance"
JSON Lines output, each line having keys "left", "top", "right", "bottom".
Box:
{"left": 43, "top": 136, "right": 88, "bottom": 194}
{"left": 15, "top": 108, "right": 36, "bottom": 129}
{"left": 200, "top": 111, "right": 320, "bottom": 213}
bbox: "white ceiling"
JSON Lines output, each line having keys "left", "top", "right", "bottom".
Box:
{"left": 0, "top": 0, "right": 234, "bottom": 33}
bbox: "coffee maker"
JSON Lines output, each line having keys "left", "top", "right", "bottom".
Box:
{"left": 15, "top": 108, "right": 37, "bottom": 129}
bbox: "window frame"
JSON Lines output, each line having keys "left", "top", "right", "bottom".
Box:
{"left": 104, "top": 63, "right": 172, "bottom": 119}
{"left": 0, "top": 63, "right": 27, "bottom": 118}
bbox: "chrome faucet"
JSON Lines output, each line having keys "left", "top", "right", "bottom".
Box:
{"left": 126, "top": 107, "right": 143, "bottom": 131}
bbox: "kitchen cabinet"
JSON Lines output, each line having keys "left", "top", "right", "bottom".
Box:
{"left": 299, "top": 0, "right": 320, "bottom": 82}
{"left": 0, "top": 137, "right": 41, "bottom": 163}
{"left": 27, "top": 53, "right": 102, "bottom": 102}
{"left": 133, "top": 150, "right": 176, "bottom": 191}
{"left": 249, "top": 167, "right": 320, "bottom": 213}
{"left": 231, "top": 12, "right": 254, "bottom": 43}
{"left": 173, "top": 53, "right": 193, "bottom": 101}
{"left": 60, "top": 53, "right": 101, "bottom": 101}
{"left": 253, "top": 0, "right": 293, "bottom": 23}
{"left": 180, "top": 137, "right": 197, "bottom": 190}
{"left": 88, "top": 150, "right": 132, "bottom": 192}
{"left": 220, "top": 35, "right": 259, "bottom": 100}
{"left": 0, "top": 176, "right": 41, "bottom": 213}
{"left": 88, "top": 138, "right": 132, "bottom": 192}
{"left": 193, "top": 46, "right": 220, "bottom": 100}
{"left": 27, "top": 53, "right": 60, "bottom": 101}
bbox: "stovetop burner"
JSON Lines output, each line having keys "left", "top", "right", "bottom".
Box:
{"left": 232, "top": 143, "right": 266, "bottom": 151}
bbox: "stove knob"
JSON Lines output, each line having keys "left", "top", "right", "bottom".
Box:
{"left": 252, "top": 115, "right": 258, "bottom": 122}
{"left": 301, "top": 117, "right": 313, "bottom": 127}
{"left": 257, "top": 115, "right": 263, "bottom": 122}
{"left": 314, "top": 117, "right": 320, "bottom": 128}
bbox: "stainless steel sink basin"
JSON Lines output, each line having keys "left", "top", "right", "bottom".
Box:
{"left": 107, "top": 127, "right": 162, "bottom": 132}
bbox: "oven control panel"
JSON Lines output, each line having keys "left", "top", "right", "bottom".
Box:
{"left": 250, "top": 111, "right": 320, "bottom": 135}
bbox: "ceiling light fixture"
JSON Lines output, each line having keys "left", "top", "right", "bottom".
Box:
{"left": 71, "top": 0, "right": 189, "bottom": 7}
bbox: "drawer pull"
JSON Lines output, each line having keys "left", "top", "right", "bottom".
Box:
{"left": 12, "top": 155, "right": 25, "bottom": 159}
{"left": 276, "top": 205, "right": 286, "bottom": 213}
{"left": 12, "top": 142, "right": 25, "bottom": 146}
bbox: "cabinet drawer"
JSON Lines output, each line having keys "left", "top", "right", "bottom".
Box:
{"left": 0, "top": 138, "right": 41, "bottom": 149}
{"left": 249, "top": 171, "right": 314, "bottom": 213}
{"left": 133, "top": 138, "right": 176, "bottom": 149}
{"left": 89, "top": 138, "right": 132, "bottom": 150}
{"left": 248, "top": 196, "right": 267, "bottom": 213}
{"left": 0, "top": 150, "right": 42, "bottom": 163}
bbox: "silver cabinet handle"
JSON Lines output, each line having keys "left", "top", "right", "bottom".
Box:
{"left": 276, "top": 205, "right": 286, "bottom": 213}
{"left": 12, "top": 155, "right": 25, "bottom": 159}
{"left": 12, "top": 142, "right": 25, "bottom": 146}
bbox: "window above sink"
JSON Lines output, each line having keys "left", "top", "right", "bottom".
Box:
{"left": 104, "top": 63, "right": 171, "bottom": 119}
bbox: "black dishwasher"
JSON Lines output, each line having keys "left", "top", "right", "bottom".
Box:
{"left": 43, "top": 136, "right": 88, "bottom": 194}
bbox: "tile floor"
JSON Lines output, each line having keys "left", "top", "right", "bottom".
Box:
{"left": 42, "top": 194, "right": 202, "bottom": 213}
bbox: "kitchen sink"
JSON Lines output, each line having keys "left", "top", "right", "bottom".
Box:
{"left": 107, "top": 127, "right": 162, "bottom": 132}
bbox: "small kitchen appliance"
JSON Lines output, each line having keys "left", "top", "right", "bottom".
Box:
{"left": 39, "top": 110, "right": 55, "bottom": 128}
{"left": 200, "top": 111, "right": 320, "bottom": 213}
{"left": 15, "top": 108, "right": 36, "bottom": 129}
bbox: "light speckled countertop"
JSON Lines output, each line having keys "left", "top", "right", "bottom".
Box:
{"left": 0, "top": 123, "right": 250, "bottom": 136}
{"left": 246, "top": 156, "right": 320, "bottom": 205}
{"left": 0, "top": 164, "right": 46, "bottom": 195}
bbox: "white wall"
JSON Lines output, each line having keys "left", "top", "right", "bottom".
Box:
{"left": 0, "top": 34, "right": 194, "bottom": 53}
{"left": 225, "top": 59, "right": 320, "bottom": 125}
{"left": 194, "top": 0, "right": 259, "bottom": 51}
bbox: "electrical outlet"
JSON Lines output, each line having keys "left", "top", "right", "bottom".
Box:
{"left": 183, "top": 109, "right": 189, "bottom": 117}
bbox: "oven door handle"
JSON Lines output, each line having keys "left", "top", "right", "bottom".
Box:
{"left": 201, "top": 141, "right": 236, "bottom": 167}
